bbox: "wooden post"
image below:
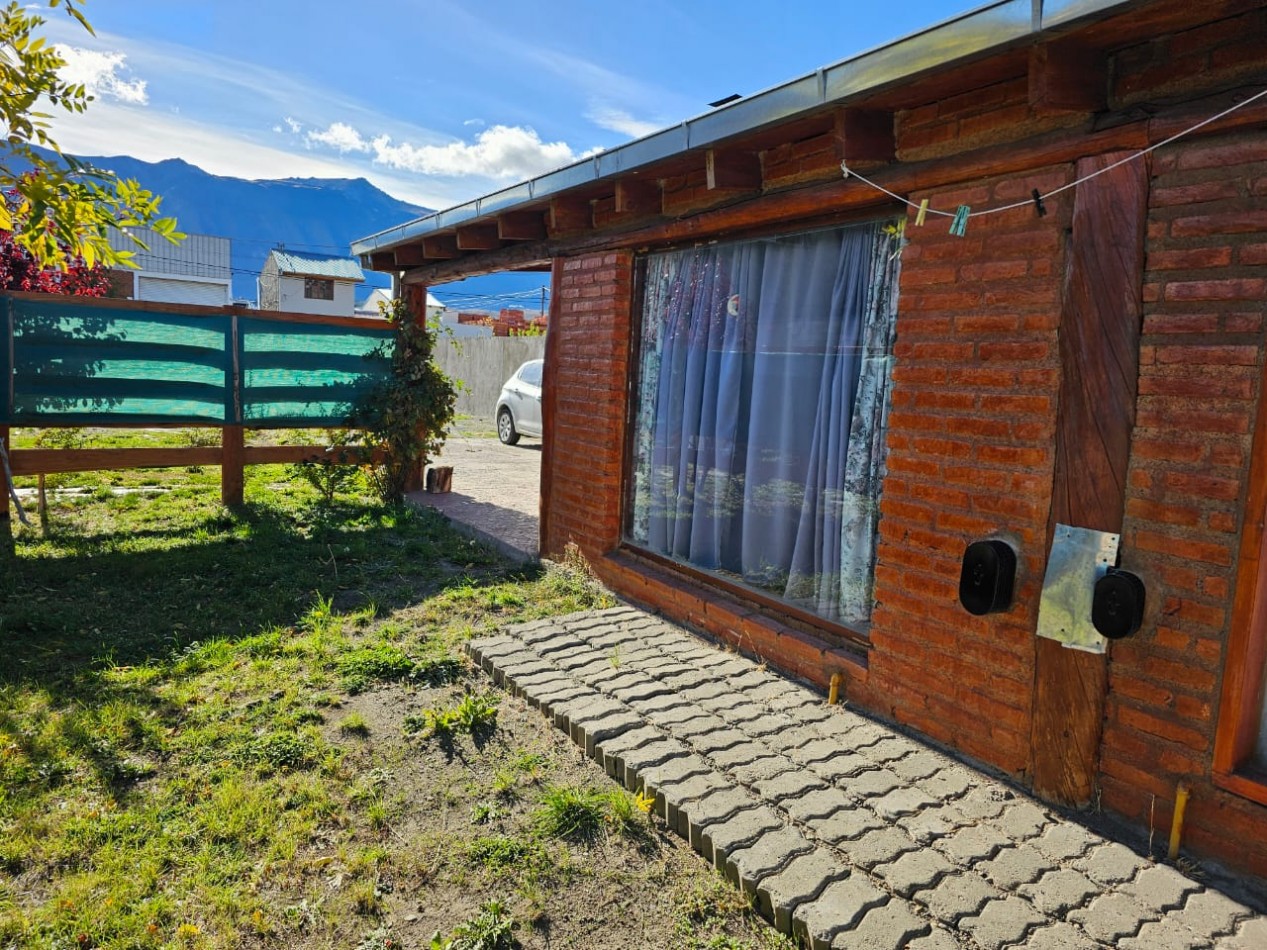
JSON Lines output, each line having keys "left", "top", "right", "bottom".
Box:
{"left": 221, "top": 426, "right": 245, "bottom": 506}
{"left": 0, "top": 425, "right": 10, "bottom": 522}
{"left": 403, "top": 282, "right": 429, "bottom": 493}
{"left": 1029, "top": 152, "right": 1149, "bottom": 805}
{"left": 539, "top": 259, "right": 562, "bottom": 558}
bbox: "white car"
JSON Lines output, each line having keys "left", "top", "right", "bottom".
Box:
{"left": 495, "top": 359, "right": 543, "bottom": 445}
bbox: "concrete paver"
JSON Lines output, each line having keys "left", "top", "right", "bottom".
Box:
{"left": 465, "top": 606, "right": 1267, "bottom": 947}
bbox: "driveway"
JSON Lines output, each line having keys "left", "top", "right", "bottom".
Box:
{"left": 410, "top": 435, "right": 542, "bottom": 561}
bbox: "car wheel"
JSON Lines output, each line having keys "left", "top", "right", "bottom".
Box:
{"left": 497, "top": 407, "right": 520, "bottom": 445}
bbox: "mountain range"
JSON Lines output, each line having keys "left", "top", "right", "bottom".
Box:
{"left": 68, "top": 153, "right": 548, "bottom": 307}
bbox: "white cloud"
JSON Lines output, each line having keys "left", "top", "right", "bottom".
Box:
{"left": 55, "top": 45, "right": 148, "bottom": 104}
{"left": 370, "top": 125, "right": 581, "bottom": 179}
{"left": 586, "top": 105, "right": 661, "bottom": 139}
{"left": 463, "top": 118, "right": 485, "bottom": 128}
{"left": 306, "top": 121, "right": 370, "bottom": 153}
{"left": 283, "top": 116, "right": 302, "bottom": 134}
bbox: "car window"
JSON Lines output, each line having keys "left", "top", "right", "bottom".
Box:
{"left": 520, "top": 361, "right": 543, "bottom": 387}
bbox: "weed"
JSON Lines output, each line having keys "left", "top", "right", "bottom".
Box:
{"left": 609, "top": 644, "right": 622, "bottom": 668}
{"left": 237, "top": 731, "right": 317, "bottom": 772}
{"left": 405, "top": 693, "right": 499, "bottom": 739}
{"left": 431, "top": 900, "right": 517, "bottom": 950}
{"left": 339, "top": 712, "right": 371, "bottom": 737}
{"left": 532, "top": 785, "right": 608, "bottom": 843}
{"left": 470, "top": 801, "right": 504, "bottom": 824}
{"left": 338, "top": 645, "right": 416, "bottom": 694}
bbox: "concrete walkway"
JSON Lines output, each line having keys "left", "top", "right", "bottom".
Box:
{"left": 409, "top": 436, "right": 541, "bottom": 561}
{"left": 469, "top": 606, "right": 1266, "bottom": 950}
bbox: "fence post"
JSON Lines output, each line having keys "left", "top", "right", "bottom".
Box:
{"left": 221, "top": 426, "right": 245, "bottom": 506}
{"left": 0, "top": 426, "right": 10, "bottom": 522}
{"left": 402, "top": 283, "right": 429, "bottom": 492}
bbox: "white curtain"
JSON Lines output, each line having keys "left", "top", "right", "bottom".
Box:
{"left": 629, "top": 221, "right": 901, "bottom": 627}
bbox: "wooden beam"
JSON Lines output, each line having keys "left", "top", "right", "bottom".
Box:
{"left": 1028, "top": 41, "right": 1107, "bottom": 115}
{"left": 393, "top": 245, "right": 427, "bottom": 267}
{"left": 706, "top": 149, "right": 762, "bottom": 191}
{"left": 497, "top": 211, "right": 548, "bottom": 242}
{"left": 422, "top": 235, "right": 460, "bottom": 259}
{"left": 548, "top": 197, "right": 593, "bottom": 234}
{"left": 614, "top": 178, "right": 662, "bottom": 215}
{"left": 1029, "top": 150, "right": 1148, "bottom": 807}
{"left": 833, "top": 107, "right": 895, "bottom": 164}
{"left": 455, "top": 224, "right": 501, "bottom": 251}
{"left": 369, "top": 252, "right": 396, "bottom": 271}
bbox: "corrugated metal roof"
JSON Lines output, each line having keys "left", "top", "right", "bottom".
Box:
{"left": 269, "top": 249, "right": 365, "bottom": 281}
{"left": 352, "top": 0, "right": 1133, "bottom": 259}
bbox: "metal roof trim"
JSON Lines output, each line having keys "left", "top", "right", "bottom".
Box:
{"left": 352, "top": 0, "right": 1132, "bottom": 258}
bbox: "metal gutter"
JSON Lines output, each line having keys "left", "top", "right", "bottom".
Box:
{"left": 352, "top": 0, "right": 1133, "bottom": 257}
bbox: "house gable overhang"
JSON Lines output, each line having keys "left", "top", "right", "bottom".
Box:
{"left": 351, "top": 0, "right": 1257, "bottom": 284}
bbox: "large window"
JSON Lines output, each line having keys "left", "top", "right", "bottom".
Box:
{"left": 626, "top": 221, "right": 901, "bottom": 629}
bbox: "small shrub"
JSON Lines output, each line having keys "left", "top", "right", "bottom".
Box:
{"left": 291, "top": 432, "right": 361, "bottom": 504}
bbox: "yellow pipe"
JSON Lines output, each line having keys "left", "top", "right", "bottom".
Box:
{"left": 828, "top": 673, "right": 842, "bottom": 706}
{"left": 1168, "top": 782, "right": 1190, "bottom": 861}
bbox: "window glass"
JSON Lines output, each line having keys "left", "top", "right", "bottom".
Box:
{"left": 520, "top": 361, "right": 543, "bottom": 387}
{"left": 304, "top": 278, "right": 334, "bottom": 300}
{"left": 626, "top": 221, "right": 902, "bottom": 628}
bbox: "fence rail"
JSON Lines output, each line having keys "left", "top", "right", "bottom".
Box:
{"left": 1, "top": 292, "right": 396, "bottom": 517}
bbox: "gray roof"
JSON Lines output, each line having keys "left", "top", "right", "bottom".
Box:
{"left": 352, "top": 0, "right": 1132, "bottom": 259}
{"left": 269, "top": 249, "right": 365, "bottom": 281}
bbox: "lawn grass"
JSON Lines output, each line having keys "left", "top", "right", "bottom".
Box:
{"left": 0, "top": 448, "right": 600, "bottom": 947}
{"left": 0, "top": 436, "right": 791, "bottom": 949}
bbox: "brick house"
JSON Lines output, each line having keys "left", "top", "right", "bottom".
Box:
{"left": 354, "top": 0, "right": 1267, "bottom": 880}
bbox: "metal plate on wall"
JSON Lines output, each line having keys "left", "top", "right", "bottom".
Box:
{"left": 1036, "top": 523, "right": 1119, "bottom": 654}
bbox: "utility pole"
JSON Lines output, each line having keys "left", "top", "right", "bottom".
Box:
{"left": 540, "top": 285, "right": 546, "bottom": 317}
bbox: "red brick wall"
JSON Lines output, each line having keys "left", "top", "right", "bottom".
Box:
{"left": 861, "top": 167, "right": 1072, "bottom": 774}
{"left": 1106, "top": 130, "right": 1267, "bottom": 875}
{"left": 542, "top": 251, "right": 633, "bottom": 559}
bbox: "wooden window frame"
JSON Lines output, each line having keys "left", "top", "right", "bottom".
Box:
{"left": 1213, "top": 372, "right": 1267, "bottom": 806}
{"left": 617, "top": 220, "right": 893, "bottom": 647}
{"left": 303, "top": 278, "right": 334, "bottom": 301}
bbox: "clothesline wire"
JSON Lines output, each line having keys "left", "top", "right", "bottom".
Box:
{"left": 840, "top": 85, "right": 1267, "bottom": 220}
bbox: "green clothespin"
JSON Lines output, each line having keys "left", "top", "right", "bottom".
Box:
{"left": 949, "top": 205, "right": 970, "bottom": 237}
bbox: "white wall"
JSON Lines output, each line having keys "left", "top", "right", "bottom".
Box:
{"left": 136, "top": 273, "right": 231, "bottom": 307}
{"left": 276, "top": 275, "right": 357, "bottom": 316}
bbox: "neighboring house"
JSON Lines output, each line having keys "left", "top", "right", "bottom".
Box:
{"left": 354, "top": 286, "right": 445, "bottom": 320}
{"left": 354, "top": 1, "right": 1267, "bottom": 880}
{"left": 106, "top": 227, "right": 232, "bottom": 307}
{"left": 258, "top": 249, "right": 363, "bottom": 316}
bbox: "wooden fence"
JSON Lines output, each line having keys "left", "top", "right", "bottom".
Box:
{"left": 0, "top": 292, "right": 396, "bottom": 517}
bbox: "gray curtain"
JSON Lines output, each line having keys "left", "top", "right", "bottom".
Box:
{"left": 629, "top": 221, "right": 901, "bottom": 627}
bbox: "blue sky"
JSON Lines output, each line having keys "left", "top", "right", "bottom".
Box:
{"left": 44, "top": 0, "right": 979, "bottom": 214}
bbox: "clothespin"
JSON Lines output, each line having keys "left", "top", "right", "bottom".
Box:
{"left": 949, "top": 205, "right": 970, "bottom": 237}
{"left": 914, "top": 199, "right": 929, "bottom": 227}
{"left": 1031, "top": 188, "right": 1047, "bottom": 218}
{"left": 840, "top": 160, "right": 851, "bottom": 179}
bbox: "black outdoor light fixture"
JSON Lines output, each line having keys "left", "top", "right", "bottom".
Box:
{"left": 959, "top": 539, "right": 1017, "bottom": 616}
{"left": 1092, "top": 567, "right": 1146, "bottom": 640}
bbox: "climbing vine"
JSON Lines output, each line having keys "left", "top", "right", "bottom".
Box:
{"left": 352, "top": 297, "right": 458, "bottom": 503}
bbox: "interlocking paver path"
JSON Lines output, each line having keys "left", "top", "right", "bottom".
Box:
{"left": 468, "top": 606, "right": 1267, "bottom": 949}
